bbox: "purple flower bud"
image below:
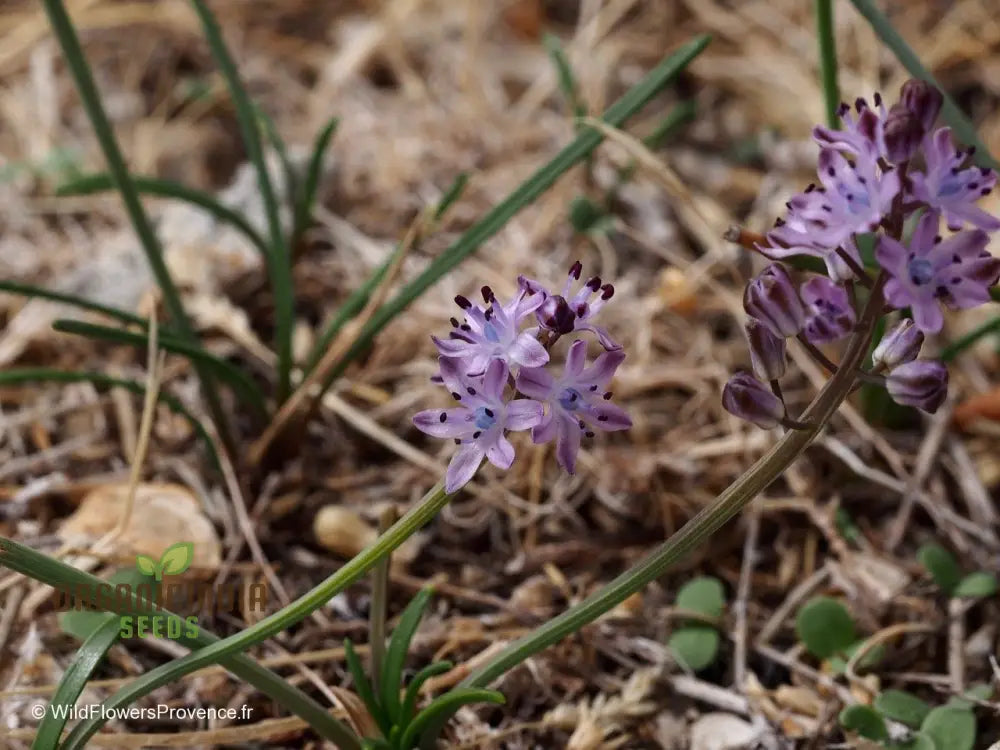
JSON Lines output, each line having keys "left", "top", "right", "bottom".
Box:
{"left": 900, "top": 78, "right": 943, "bottom": 133}
{"left": 886, "top": 360, "right": 948, "bottom": 413}
{"left": 871, "top": 319, "right": 924, "bottom": 371}
{"left": 745, "top": 319, "right": 786, "bottom": 381}
{"left": 801, "top": 277, "right": 856, "bottom": 344}
{"left": 743, "top": 264, "right": 805, "bottom": 338}
{"left": 722, "top": 372, "right": 785, "bottom": 428}
{"left": 536, "top": 294, "right": 576, "bottom": 335}
{"left": 883, "top": 103, "right": 924, "bottom": 164}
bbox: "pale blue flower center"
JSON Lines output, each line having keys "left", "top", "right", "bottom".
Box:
{"left": 483, "top": 321, "right": 501, "bottom": 343}
{"left": 939, "top": 177, "right": 961, "bottom": 197}
{"left": 908, "top": 258, "right": 934, "bottom": 286}
{"left": 474, "top": 406, "right": 496, "bottom": 430}
{"left": 558, "top": 388, "right": 582, "bottom": 411}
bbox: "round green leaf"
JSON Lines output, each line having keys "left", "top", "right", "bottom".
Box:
{"left": 676, "top": 576, "right": 725, "bottom": 619}
{"left": 891, "top": 732, "right": 938, "bottom": 750}
{"left": 839, "top": 704, "right": 888, "bottom": 741}
{"left": 668, "top": 626, "right": 720, "bottom": 671}
{"left": 952, "top": 571, "right": 998, "bottom": 599}
{"left": 875, "top": 690, "right": 932, "bottom": 728}
{"left": 795, "top": 596, "right": 856, "bottom": 659}
{"left": 159, "top": 541, "right": 194, "bottom": 576}
{"left": 917, "top": 543, "right": 962, "bottom": 594}
{"left": 921, "top": 707, "right": 975, "bottom": 750}
{"left": 946, "top": 683, "right": 993, "bottom": 710}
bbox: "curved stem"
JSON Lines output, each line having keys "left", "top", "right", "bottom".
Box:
{"left": 456, "top": 277, "right": 886, "bottom": 693}
{"left": 56, "top": 483, "right": 454, "bottom": 749}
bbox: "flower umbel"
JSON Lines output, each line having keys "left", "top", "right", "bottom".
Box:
{"left": 416, "top": 264, "right": 630, "bottom": 491}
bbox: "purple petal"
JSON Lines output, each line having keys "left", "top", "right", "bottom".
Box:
{"left": 509, "top": 332, "right": 549, "bottom": 368}
{"left": 531, "top": 413, "right": 558, "bottom": 444}
{"left": 930, "top": 229, "right": 989, "bottom": 267}
{"left": 565, "top": 339, "right": 587, "bottom": 377}
{"left": 482, "top": 359, "right": 509, "bottom": 401}
{"left": 576, "top": 349, "right": 625, "bottom": 388}
{"left": 445, "top": 444, "right": 485, "bottom": 493}
{"left": 506, "top": 399, "right": 544, "bottom": 431}
{"left": 910, "top": 301, "right": 944, "bottom": 334}
{"left": 944, "top": 204, "right": 1000, "bottom": 232}
{"left": 554, "top": 415, "right": 582, "bottom": 474}
{"left": 516, "top": 366, "right": 554, "bottom": 400}
{"left": 580, "top": 324, "right": 621, "bottom": 351}
{"left": 485, "top": 434, "right": 515, "bottom": 470}
{"left": 875, "top": 235, "right": 908, "bottom": 274}
{"left": 437, "top": 356, "right": 469, "bottom": 398}
{"left": 587, "top": 402, "right": 631, "bottom": 431}
{"left": 432, "top": 336, "right": 473, "bottom": 357}
{"left": 910, "top": 210, "right": 940, "bottom": 253}
{"left": 413, "top": 408, "right": 473, "bottom": 438}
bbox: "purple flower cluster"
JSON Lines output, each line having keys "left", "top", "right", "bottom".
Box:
{"left": 415, "top": 263, "right": 631, "bottom": 492}
{"left": 724, "top": 80, "right": 1000, "bottom": 425}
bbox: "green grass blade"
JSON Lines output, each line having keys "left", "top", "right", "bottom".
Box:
{"left": 400, "top": 661, "right": 452, "bottom": 723}
{"left": 380, "top": 588, "right": 433, "bottom": 724}
{"left": 314, "top": 35, "right": 710, "bottom": 395}
{"left": 643, "top": 100, "right": 697, "bottom": 150}
{"left": 294, "top": 117, "right": 340, "bottom": 247}
{"left": 31, "top": 617, "right": 122, "bottom": 750}
{"left": 815, "top": 0, "right": 840, "bottom": 129}
{"left": 256, "top": 106, "right": 298, "bottom": 207}
{"left": 0, "top": 368, "right": 219, "bottom": 470}
{"left": 345, "top": 639, "right": 391, "bottom": 737}
{"left": 52, "top": 482, "right": 453, "bottom": 749}
{"left": 941, "top": 316, "right": 1000, "bottom": 362}
{"left": 399, "top": 689, "right": 504, "bottom": 750}
{"left": 0, "top": 280, "right": 148, "bottom": 329}
{"left": 544, "top": 33, "right": 586, "bottom": 119}
{"left": 0, "top": 536, "right": 360, "bottom": 749}
{"left": 40, "top": 0, "right": 233, "bottom": 448}
{"left": 304, "top": 171, "right": 469, "bottom": 374}
{"left": 51, "top": 319, "right": 268, "bottom": 418}
{"left": 189, "top": 0, "right": 295, "bottom": 401}
{"left": 847, "top": 0, "right": 998, "bottom": 169}
{"left": 58, "top": 173, "right": 270, "bottom": 256}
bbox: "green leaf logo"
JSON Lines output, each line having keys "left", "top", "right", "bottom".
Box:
{"left": 135, "top": 554, "right": 158, "bottom": 577}
{"left": 159, "top": 542, "right": 194, "bottom": 577}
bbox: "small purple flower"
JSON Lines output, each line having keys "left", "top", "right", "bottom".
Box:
{"left": 886, "top": 360, "right": 948, "bottom": 413}
{"left": 909, "top": 128, "right": 1000, "bottom": 231}
{"left": 871, "top": 319, "right": 924, "bottom": 371}
{"left": 746, "top": 319, "right": 786, "bottom": 381}
{"left": 516, "top": 340, "right": 630, "bottom": 474}
{"left": 813, "top": 96, "right": 887, "bottom": 160}
{"left": 433, "top": 286, "right": 548, "bottom": 376}
{"left": 800, "top": 277, "right": 856, "bottom": 344}
{"left": 900, "top": 79, "right": 943, "bottom": 133}
{"left": 876, "top": 210, "right": 1000, "bottom": 333}
{"left": 414, "top": 358, "right": 543, "bottom": 492}
{"left": 767, "top": 148, "right": 900, "bottom": 254}
{"left": 520, "top": 261, "right": 619, "bottom": 350}
{"left": 722, "top": 372, "right": 784, "bottom": 429}
{"left": 743, "top": 264, "right": 805, "bottom": 338}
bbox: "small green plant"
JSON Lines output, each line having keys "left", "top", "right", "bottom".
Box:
{"left": 344, "top": 589, "right": 503, "bottom": 750}
{"left": 839, "top": 684, "right": 990, "bottom": 750}
{"left": 667, "top": 576, "right": 726, "bottom": 671}
{"left": 917, "top": 543, "right": 998, "bottom": 598}
{"left": 795, "top": 596, "right": 885, "bottom": 673}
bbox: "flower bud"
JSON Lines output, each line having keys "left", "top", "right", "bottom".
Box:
{"left": 746, "top": 319, "right": 786, "bottom": 381}
{"left": 722, "top": 371, "right": 785, "bottom": 428}
{"left": 871, "top": 319, "right": 924, "bottom": 371}
{"left": 900, "top": 78, "right": 943, "bottom": 133}
{"left": 886, "top": 360, "right": 948, "bottom": 413}
{"left": 743, "top": 264, "right": 805, "bottom": 338}
{"left": 883, "top": 103, "right": 924, "bottom": 164}
{"left": 536, "top": 294, "right": 576, "bottom": 335}
{"left": 801, "top": 277, "right": 856, "bottom": 344}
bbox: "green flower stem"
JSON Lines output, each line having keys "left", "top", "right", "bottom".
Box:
{"left": 313, "top": 35, "right": 711, "bottom": 398}
{"left": 848, "top": 0, "right": 999, "bottom": 170}
{"left": 815, "top": 0, "right": 840, "bottom": 129}
{"left": 457, "top": 279, "right": 887, "bottom": 694}
{"left": 0, "top": 536, "right": 360, "bottom": 749}
{"left": 40, "top": 0, "right": 234, "bottom": 454}
{"left": 189, "top": 0, "right": 295, "bottom": 402}
{"left": 54, "top": 483, "right": 454, "bottom": 749}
